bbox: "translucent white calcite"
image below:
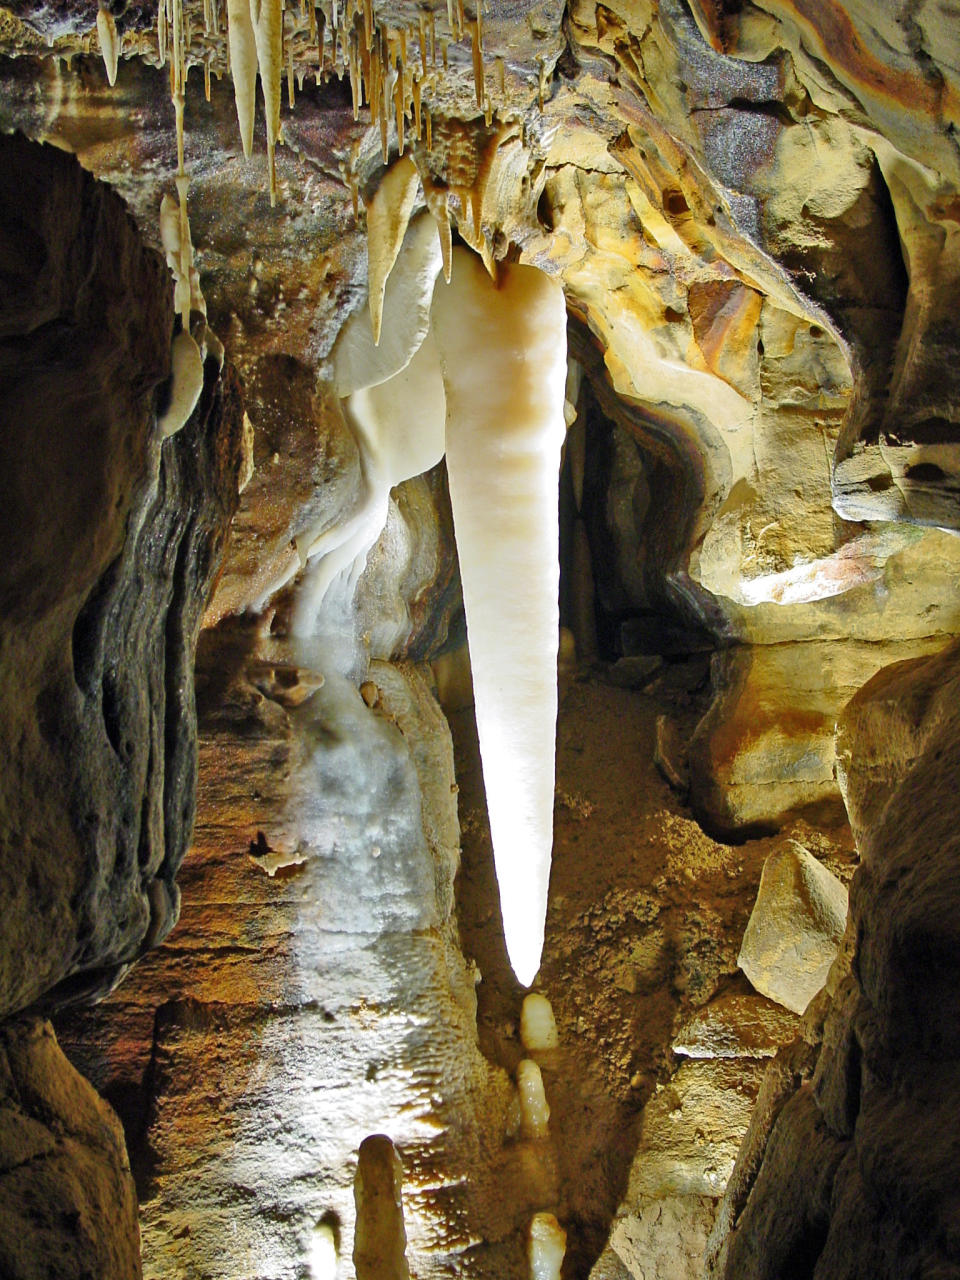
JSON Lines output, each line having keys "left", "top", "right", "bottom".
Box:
{"left": 365, "top": 155, "right": 421, "bottom": 347}
{"left": 334, "top": 211, "right": 443, "bottom": 398}
{"left": 297, "top": 208, "right": 567, "bottom": 990}
{"left": 293, "top": 328, "right": 446, "bottom": 631}
{"left": 158, "top": 329, "right": 203, "bottom": 437}
{"left": 249, "top": 0, "right": 283, "bottom": 204}
{"left": 432, "top": 248, "right": 567, "bottom": 988}
{"left": 309, "top": 1222, "right": 338, "bottom": 1280}
{"left": 517, "top": 1058, "right": 550, "bottom": 1139}
{"left": 520, "top": 994, "right": 559, "bottom": 1053}
{"left": 529, "top": 1213, "right": 566, "bottom": 1280}
{"left": 226, "top": 0, "right": 258, "bottom": 158}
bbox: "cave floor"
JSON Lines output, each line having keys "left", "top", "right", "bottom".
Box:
{"left": 451, "top": 655, "right": 856, "bottom": 1277}
{"left": 55, "top": 646, "right": 856, "bottom": 1279}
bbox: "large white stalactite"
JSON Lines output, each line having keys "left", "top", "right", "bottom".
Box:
{"left": 432, "top": 248, "right": 567, "bottom": 986}
{"left": 295, "top": 207, "right": 567, "bottom": 986}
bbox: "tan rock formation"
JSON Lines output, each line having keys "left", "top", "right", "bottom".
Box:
{"left": 708, "top": 642, "right": 960, "bottom": 1278}
{"left": 0, "top": 133, "right": 243, "bottom": 1018}
{"left": 0, "top": 1018, "right": 141, "bottom": 1280}
{"left": 1, "top": 0, "right": 959, "bottom": 1276}
{"left": 738, "top": 844, "right": 848, "bottom": 1015}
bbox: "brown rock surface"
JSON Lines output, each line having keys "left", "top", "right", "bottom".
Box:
{"left": 737, "top": 844, "right": 848, "bottom": 1015}
{"left": 0, "top": 133, "right": 243, "bottom": 1018}
{"left": 708, "top": 641, "right": 960, "bottom": 1279}
{"left": 2, "top": 0, "right": 960, "bottom": 1277}
{"left": 0, "top": 1017, "right": 141, "bottom": 1280}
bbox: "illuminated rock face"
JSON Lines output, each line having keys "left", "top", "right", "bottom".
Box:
{"left": 1, "top": 1, "right": 960, "bottom": 1279}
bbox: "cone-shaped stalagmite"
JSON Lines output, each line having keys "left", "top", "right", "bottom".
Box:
{"left": 431, "top": 248, "right": 567, "bottom": 987}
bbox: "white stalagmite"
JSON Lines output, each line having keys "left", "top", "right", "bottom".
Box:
{"left": 227, "top": 0, "right": 258, "bottom": 158}
{"left": 431, "top": 248, "right": 567, "bottom": 988}
{"left": 517, "top": 1059, "right": 550, "bottom": 1138}
{"left": 366, "top": 154, "right": 420, "bottom": 346}
{"left": 97, "top": 6, "right": 119, "bottom": 85}
{"left": 529, "top": 1214, "right": 566, "bottom": 1280}
{"left": 520, "top": 993, "right": 559, "bottom": 1052}
{"left": 250, "top": 0, "right": 283, "bottom": 204}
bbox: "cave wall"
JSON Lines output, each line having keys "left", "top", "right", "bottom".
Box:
{"left": 0, "top": 132, "right": 243, "bottom": 1276}
{"left": 708, "top": 641, "right": 960, "bottom": 1280}
{"left": 1, "top": 0, "right": 960, "bottom": 1277}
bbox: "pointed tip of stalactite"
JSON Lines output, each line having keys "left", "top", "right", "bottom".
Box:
{"left": 268, "top": 141, "right": 278, "bottom": 205}
{"left": 508, "top": 933, "right": 543, "bottom": 990}
{"left": 97, "top": 6, "right": 119, "bottom": 85}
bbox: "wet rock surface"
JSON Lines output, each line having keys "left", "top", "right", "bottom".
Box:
{"left": 1, "top": 0, "right": 960, "bottom": 1276}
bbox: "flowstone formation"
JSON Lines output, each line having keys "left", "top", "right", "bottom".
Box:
{"left": 2, "top": 0, "right": 960, "bottom": 1277}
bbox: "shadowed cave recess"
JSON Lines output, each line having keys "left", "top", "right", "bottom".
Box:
{"left": 2, "top": 0, "right": 960, "bottom": 1276}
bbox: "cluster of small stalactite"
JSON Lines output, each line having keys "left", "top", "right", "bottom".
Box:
{"left": 112, "top": 0, "right": 512, "bottom": 206}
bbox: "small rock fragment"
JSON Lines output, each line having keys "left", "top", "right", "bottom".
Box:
{"left": 738, "top": 843, "right": 848, "bottom": 1014}
{"left": 654, "top": 713, "right": 689, "bottom": 794}
{"left": 672, "top": 992, "right": 800, "bottom": 1059}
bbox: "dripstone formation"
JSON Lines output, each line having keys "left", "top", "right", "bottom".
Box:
{"left": 1, "top": 0, "right": 959, "bottom": 1276}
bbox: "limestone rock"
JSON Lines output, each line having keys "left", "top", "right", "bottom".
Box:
{"left": 836, "top": 640, "right": 960, "bottom": 850}
{"left": 0, "top": 135, "right": 243, "bottom": 1017}
{"left": 630, "top": 1059, "right": 767, "bottom": 1199}
{"left": 710, "top": 1085, "right": 848, "bottom": 1280}
{"left": 687, "top": 639, "right": 941, "bottom": 837}
{"left": 711, "top": 643, "right": 960, "bottom": 1279}
{"left": 738, "top": 845, "right": 848, "bottom": 1015}
{"left": 0, "top": 1018, "right": 141, "bottom": 1280}
{"left": 673, "top": 993, "right": 799, "bottom": 1061}
{"left": 204, "top": 363, "right": 363, "bottom": 625}
{"left": 591, "top": 1195, "right": 716, "bottom": 1280}
{"left": 55, "top": 633, "right": 519, "bottom": 1279}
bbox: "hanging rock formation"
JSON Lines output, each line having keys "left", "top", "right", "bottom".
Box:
{"left": 0, "top": 0, "right": 959, "bottom": 1277}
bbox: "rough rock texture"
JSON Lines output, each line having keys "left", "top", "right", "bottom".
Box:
{"left": 738, "top": 844, "right": 848, "bottom": 1015}
{"left": 0, "top": 132, "right": 243, "bottom": 1018}
{"left": 687, "top": 638, "right": 945, "bottom": 837}
{"left": 56, "top": 626, "right": 523, "bottom": 1280}
{"left": 2, "top": 0, "right": 960, "bottom": 1277}
{"left": 0, "top": 1017, "right": 141, "bottom": 1280}
{"left": 708, "top": 641, "right": 960, "bottom": 1279}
